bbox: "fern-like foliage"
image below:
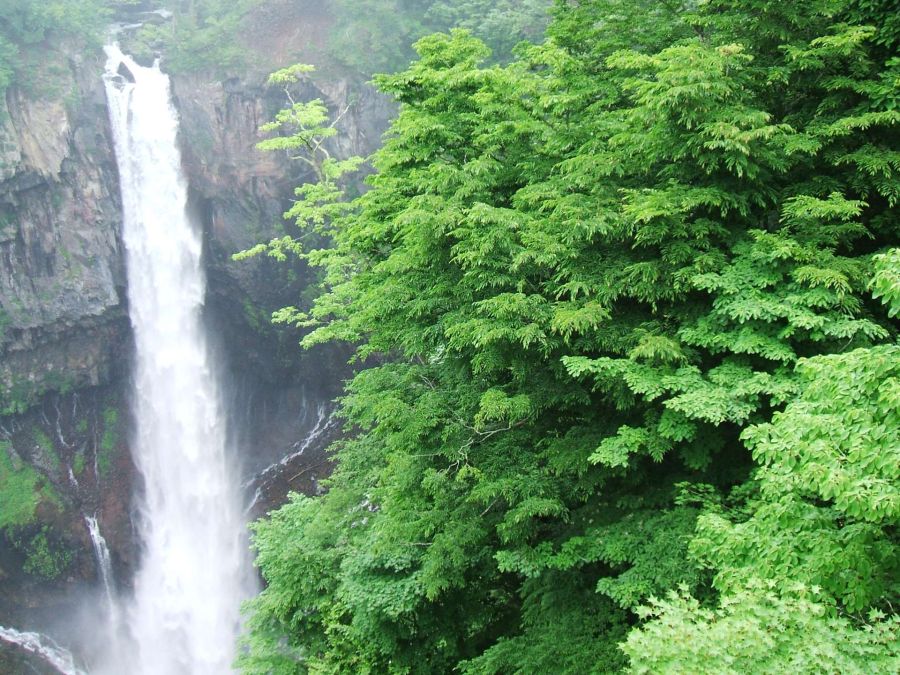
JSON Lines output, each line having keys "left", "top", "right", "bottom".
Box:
{"left": 238, "top": 1, "right": 900, "bottom": 672}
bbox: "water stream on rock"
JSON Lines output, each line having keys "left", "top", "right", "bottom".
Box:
{"left": 84, "top": 513, "right": 118, "bottom": 645}
{"left": 103, "top": 44, "right": 253, "bottom": 674}
{"left": 0, "top": 626, "right": 85, "bottom": 675}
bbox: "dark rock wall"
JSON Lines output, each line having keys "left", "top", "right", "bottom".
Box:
{"left": 0, "top": 384, "right": 134, "bottom": 630}
{"left": 0, "top": 48, "right": 137, "bottom": 654}
{"left": 168, "top": 5, "right": 394, "bottom": 497}
{"left": 0, "top": 49, "right": 127, "bottom": 416}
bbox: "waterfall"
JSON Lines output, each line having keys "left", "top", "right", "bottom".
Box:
{"left": 0, "top": 626, "right": 85, "bottom": 675}
{"left": 84, "top": 515, "right": 116, "bottom": 617}
{"left": 84, "top": 513, "right": 120, "bottom": 665}
{"left": 103, "top": 44, "right": 252, "bottom": 674}
{"left": 84, "top": 513, "right": 123, "bottom": 669}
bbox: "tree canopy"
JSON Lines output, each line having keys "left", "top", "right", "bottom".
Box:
{"left": 327, "top": 0, "right": 552, "bottom": 74}
{"left": 0, "top": 0, "right": 118, "bottom": 98}
{"left": 239, "top": 0, "right": 900, "bottom": 672}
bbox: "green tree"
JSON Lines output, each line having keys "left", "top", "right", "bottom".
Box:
{"left": 240, "top": 0, "right": 899, "bottom": 671}
{"left": 255, "top": 64, "right": 364, "bottom": 184}
{"left": 623, "top": 584, "right": 899, "bottom": 674}
{"left": 0, "top": 0, "right": 113, "bottom": 103}
{"left": 627, "top": 341, "right": 900, "bottom": 673}
{"left": 328, "top": 0, "right": 551, "bottom": 74}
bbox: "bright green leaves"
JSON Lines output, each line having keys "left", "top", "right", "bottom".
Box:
{"left": 624, "top": 584, "right": 900, "bottom": 675}
{"left": 872, "top": 248, "right": 900, "bottom": 316}
{"left": 683, "top": 226, "right": 885, "bottom": 369}
{"left": 550, "top": 301, "right": 612, "bottom": 343}
{"left": 475, "top": 389, "right": 532, "bottom": 429}
{"left": 665, "top": 364, "right": 775, "bottom": 426}
{"left": 374, "top": 29, "right": 492, "bottom": 104}
{"left": 607, "top": 43, "right": 751, "bottom": 122}
{"left": 781, "top": 192, "right": 869, "bottom": 245}
{"left": 627, "top": 332, "right": 687, "bottom": 365}
{"left": 690, "top": 346, "right": 900, "bottom": 612}
{"left": 784, "top": 23, "right": 878, "bottom": 71}
{"left": 695, "top": 493, "right": 897, "bottom": 612}
{"left": 591, "top": 508, "right": 704, "bottom": 610}
{"left": 255, "top": 64, "right": 363, "bottom": 185}
{"left": 459, "top": 572, "right": 629, "bottom": 674}
{"left": 565, "top": 353, "right": 796, "bottom": 454}
{"left": 495, "top": 506, "right": 702, "bottom": 608}
{"left": 607, "top": 41, "right": 794, "bottom": 185}
{"left": 265, "top": 63, "right": 316, "bottom": 86}
{"left": 256, "top": 100, "right": 337, "bottom": 152}
{"left": 837, "top": 146, "right": 900, "bottom": 206}
{"left": 447, "top": 293, "right": 553, "bottom": 360}
{"left": 242, "top": 1, "right": 900, "bottom": 672}
{"left": 233, "top": 63, "right": 365, "bottom": 278}
{"left": 591, "top": 425, "right": 670, "bottom": 467}
{"left": 746, "top": 346, "right": 900, "bottom": 524}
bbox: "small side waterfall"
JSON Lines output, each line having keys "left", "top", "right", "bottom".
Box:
{"left": 103, "top": 44, "right": 252, "bottom": 673}
{"left": 0, "top": 626, "right": 85, "bottom": 675}
{"left": 84, "top": 515, "right": 116, "bottom": 617}
{"left": 243, "top": 403, "right": 338, "bottom": 514}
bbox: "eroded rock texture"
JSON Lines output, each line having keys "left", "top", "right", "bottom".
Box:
{"left": 0, "top": 50, "right": 127, "bottom": 415}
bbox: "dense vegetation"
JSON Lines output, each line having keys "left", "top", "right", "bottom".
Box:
{"left": 124, "top": 0, "right": 261, "bottom": 73}
{"left": 0, "top": 0, "right": 133, "bottom": 100}
{"left": 238, "top": 0, "right": 900, "bottom": 672}
{"left": 328, "top": 0, "right": 551, "bottom": 74}
{"left": 126, "top": 0, "right": 550, "bottom": 76}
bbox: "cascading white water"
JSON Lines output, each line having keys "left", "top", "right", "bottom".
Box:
{"left": 0, "top": 626, "right": 85, "bottom": 675}
{"left": 84, "top": 513, "right": 121, "bottom": 669}
{"left": 84, "top": 515, "right": 117, "bottom": 618}
{"left": 103, "top": 44, "right": 252, "bottom": 674}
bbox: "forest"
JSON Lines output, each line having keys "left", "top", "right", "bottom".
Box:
{"left": 237, "top": 0, "right": 900, "bottom": 672}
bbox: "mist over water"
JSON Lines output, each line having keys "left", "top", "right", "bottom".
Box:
{"left": 103, "top": 44, "right": 253, "bottom": 674}
{"left": 84, "top": 514, "right": 118, "bottom": 647}
{"left": 0, "top": 626, "right": 85, "bottom": 675}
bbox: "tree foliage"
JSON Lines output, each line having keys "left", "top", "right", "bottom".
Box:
{"left": 327, "top": 0, "right": 551, "bottom": 74}
{"left": 121, "top": 0, "right": 260, "bottom": 74}
{"left": 240, "top": 0, "right": 900, "bottom": 671}
{"left": 624, "top": 583, "right": 900, "bottom": 674}
{"left": 0, "top": 0, "right": 112, "bottom": 100}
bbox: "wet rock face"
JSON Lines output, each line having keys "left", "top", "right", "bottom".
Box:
{"left": 168, "top": 21, "right": 394, "bottom": 427}
{"left": 0, "top": 645, "right": 60, "bottom": 675}
{"left": 0, "top": 0, "right": 395, "bottom": 455}
{"left": 0, "top": 46, "right": 137, "bottom": 655}
{"left": 166, "top": 0, "right": 394, "bottom": 335}
{"left": 0, "top": 384, "right": 135, "bottom": 635}
{"left": 0, "top": 49, "right": 127, "bottom": 414}
{"left": 171, "top": 67, "right": 394, "bottom": 324}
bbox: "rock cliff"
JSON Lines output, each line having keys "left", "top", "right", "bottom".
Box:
{"left": 0, "top": 45, "right": 135, "bottom": 640}
{"left": 0, "top": 48, "right": 127, "bottom": 416}
{"left": 168, "top": 0, "right": 393, "bottom": 478}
